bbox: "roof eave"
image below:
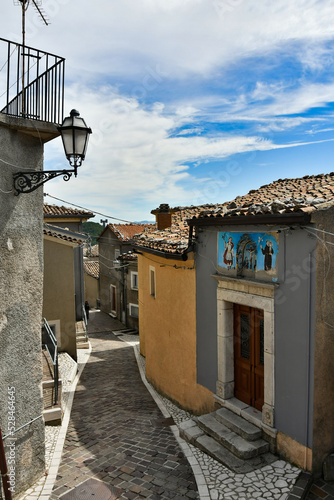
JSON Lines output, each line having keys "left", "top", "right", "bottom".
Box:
{"left": 133, "top": 245, "right": 188, "bottom": 261}
{"left": 187, "top": 212, "right": 312, "bottom": 227}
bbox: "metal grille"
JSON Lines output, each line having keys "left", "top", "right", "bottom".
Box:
{"left": 0, "top": 37, "right": 65, "bottom": 124}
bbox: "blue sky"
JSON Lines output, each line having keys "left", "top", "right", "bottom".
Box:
{"left": 2, "top": 0, "right": 334, "bottom": 222}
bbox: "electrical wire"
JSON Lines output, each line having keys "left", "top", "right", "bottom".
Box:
{"left": 44, "top": 193, "right": 136, "bottom": 224}
{"left": 302, "top": 225, "right": 334, "bottom": 238}
{"left": 100, "top": 260, "right": 129, "bottom": 271}
{"left": 0, "top": 45, "right": 18, "bottom": 73}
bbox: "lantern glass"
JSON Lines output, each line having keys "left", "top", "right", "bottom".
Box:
{"left": 58, "top": 110, "right": 92, "bottom": 166}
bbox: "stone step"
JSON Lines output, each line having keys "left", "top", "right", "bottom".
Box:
{"left": 76, "top": 335, "right": 87, "bottom": 341}
{"left": 179, "top": 419, "right": 275, "bottom": 473}
{"left": 197, "top": 413, "right": 269, "bottom": 460}
{"left": 215, "top": 407, "right": 262, "bottom": 441}
{"left": 77, "top": 341, "right": 89, "bottom": 349}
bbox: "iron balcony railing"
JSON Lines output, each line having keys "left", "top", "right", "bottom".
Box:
{"left": 0, "top": 37, "right": 65, "bottom": 124}
{"left": 42, "top": 318, "right": 59, "bottom": 406}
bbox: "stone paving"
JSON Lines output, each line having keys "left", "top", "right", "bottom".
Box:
{"left": 309, "top": 479, "right": 334, "bottom": 500}
{"left": 49, "top": 329, "right": 199, "bottom": 499}
{"left": 18, "top": 310, "right": 334, "bottom": 499}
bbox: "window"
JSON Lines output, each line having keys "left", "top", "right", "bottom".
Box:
{"left": 129, "top": 303, "right": 139, "bottom": 318}
{"left": 114, "top": 248, "right": 121, "bottom": 269}
{"left": 131, "top": 271, "right": 138, "bottom": 290}
{"left": 110, "top": 285, "right": 116, "bottom": 313}
{"left": 149, "top": 266, "right": 156, "bottom": 298}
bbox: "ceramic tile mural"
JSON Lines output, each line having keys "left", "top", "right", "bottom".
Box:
{"left": 218, "top": 232, "right": 278, "bottom": 277}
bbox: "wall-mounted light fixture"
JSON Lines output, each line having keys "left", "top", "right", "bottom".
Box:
{"left": 13, "top": 109, "right": 92, "bottom": 195}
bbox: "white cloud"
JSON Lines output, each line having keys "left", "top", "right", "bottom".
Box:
{"left": 3, "top": 0, "right": 334, "bottom": 219}
{"left": 5, "top": 0, "right": 334, "bottom": 80}
{"left": 45, "top": 81, "right": 332, "bottom": 221}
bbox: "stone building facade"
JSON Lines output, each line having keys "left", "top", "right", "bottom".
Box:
{"left": 0, "top": 113, "right": 59, "bottom": 497}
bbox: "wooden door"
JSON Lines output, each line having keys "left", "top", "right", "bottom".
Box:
{"left": 234, "top": 304, "right": 264, "bottom": 411}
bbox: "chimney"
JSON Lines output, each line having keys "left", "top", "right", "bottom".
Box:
{"left": 151, "top": 203, "right": 173, "bottom": 230}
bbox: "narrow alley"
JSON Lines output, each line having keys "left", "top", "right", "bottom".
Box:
{"left": 49, "top": 311, "right": 199, "bottom": 499}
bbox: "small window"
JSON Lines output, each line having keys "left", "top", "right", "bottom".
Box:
{"left": 149, "top": 266, "right": 156, "bottom": 298}
{"left": 131, "top": 271, "right": 138, "bottom": 290}
{"left": 110, "top": 285, "right": 116, "bottom": 313}
{"left": 129, "top": 303, "right": 139, "bottom": 318}
{"left": 114, "top": 248, "right": 120, "bottom": 260}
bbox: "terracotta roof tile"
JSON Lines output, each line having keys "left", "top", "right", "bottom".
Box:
{"left": 107, "top": 223, "right": 153, "bottom": 242}
{"left": 83, "top": 261, "right": 99, "bottom": 279}
{"left": 118, "top": 251, "right": 138, "bottom": 262}
{"left": 43, "top": 224, "right": 86, "bottom": 245}
{"left": 133, "top": 172, "right": 334, "bottom": 255}
{"left": 44, "top": 203, "right": 94, "bottom": 218}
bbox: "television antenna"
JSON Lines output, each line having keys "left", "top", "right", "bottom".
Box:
{"left": 14, "top": 0, "right": 49, "bottom": 114}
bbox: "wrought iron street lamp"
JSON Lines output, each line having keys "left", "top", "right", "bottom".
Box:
{"left": 13, "top": 109, "right": 92, "bottom": 195}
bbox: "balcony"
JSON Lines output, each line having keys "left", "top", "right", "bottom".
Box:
{"left": 0, "top": 37, "right": 65, "bottom": 125}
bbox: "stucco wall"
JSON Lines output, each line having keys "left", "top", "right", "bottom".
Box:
{"left": 84, "top": 272, "right": 99, "bottom": 309}
{"left": 195, "top": 229, "right": 220, "bottom": 393}
{"left": 98, "top": 228, "right": 134, "bottom": 325}
{"left": 138, "top": 252, "right": 214, "bottom": 414}
{"left": 195, "top": 224, "right": 317, "bottom": 462}
{"left": 274, "top": 228, "right": 316, "bottom": 451}
{"left": 311, "top": 206, "right": 334, "bottom": 474}
{"left": 43, "top": 237, "right": 77, "bottom": 360}
{"left": 0, "top": 117, "right": 54, "bottom": 497}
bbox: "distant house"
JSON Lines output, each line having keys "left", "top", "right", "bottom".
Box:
{"left": 133, "top": 204, "right": 214, "bottom": 415}
{"left": 43, "top": 224, "right": 87, "bottom": 360}
{"left": 83, "top": 260, "right": 100, "bottom": 310}
{"left": 44, "top": 203, "right": 94, "bottom": 321}
{"left": 133, "top": 173, "right": 334, "bottom": 476}
{"left": 98, "top": 223, "right": 152, "bottom": 329}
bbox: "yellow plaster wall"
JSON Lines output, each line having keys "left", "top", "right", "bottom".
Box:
{"left": 84, "top": 273, "right": 99, "bottom": 309}
{"left": 43, "top": 238, "right": 77, "bottom": 360}
{"left": 138, "top": 252, "right": 214, "bottom": 415}
{"left": 277, "top": 432, "right": 312, "bottom": 471}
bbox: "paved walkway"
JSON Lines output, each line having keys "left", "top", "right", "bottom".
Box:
{"left": 49, "top": 312, "right": 199, "bottom": 499}
{"left": 20, "top": 310, "right": 333, "bottom": 499}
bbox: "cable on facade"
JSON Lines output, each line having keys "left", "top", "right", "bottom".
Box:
{"left": 0, "top": 186, "right": 13, "bottom": 194}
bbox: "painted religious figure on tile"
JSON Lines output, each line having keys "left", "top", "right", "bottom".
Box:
{"left": 260, "top": 240, "right": 274, "bottom": 270}
{"left": 223, "top": 235, "right": 235, "bottom": 270}
{"left": 218, "top": 231, "right": 278, "bottom": 280}
{"left": 218, "top": 233, "right": 238, "bottom": 270}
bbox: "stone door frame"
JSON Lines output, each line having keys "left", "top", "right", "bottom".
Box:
{"left": 214, "top": 276, "right": 276, "bottom": 428}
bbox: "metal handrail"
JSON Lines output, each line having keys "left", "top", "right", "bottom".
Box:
{"left": 42, "top": 318, "right": 59, "bottom": 405}
{"left": 82, "top": 305, "right": 88, "bottom": 341}
{"left": 0, "top": 37, "right": 65, "bottom": 123}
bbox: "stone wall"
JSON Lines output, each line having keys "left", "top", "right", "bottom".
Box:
{"left": 0, "top": 114, "right": 58, "bottom": 497}
{"left": 311, "top": 205, "right": 334, "bottom": 475}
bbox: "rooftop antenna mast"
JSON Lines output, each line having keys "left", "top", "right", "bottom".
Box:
{"left": 15, "top": 0, "right": 49, "bottom": 115}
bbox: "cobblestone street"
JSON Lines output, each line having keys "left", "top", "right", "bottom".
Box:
{"left": 21, "top": 310, "right": 330, "bottom": 500}
{"left": 49, "top": 315, "right": 199, "bottom": 499}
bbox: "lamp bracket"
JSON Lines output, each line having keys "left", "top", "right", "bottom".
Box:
{"left": 13, "top": 167, "right": 77, "bottom": 195}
